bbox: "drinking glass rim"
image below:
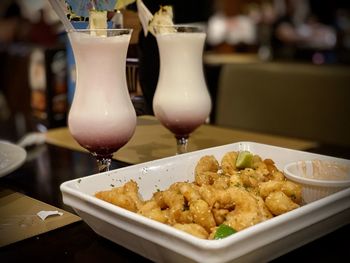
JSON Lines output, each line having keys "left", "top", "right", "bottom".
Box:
{"left": 154, "top": 24, "right": 202, "bottom": 28}
{"left": 67, "top": 28, "right": 133, "bottom": 33}
{"left": 152, "top": 24, "right": 205, "bottom": 34}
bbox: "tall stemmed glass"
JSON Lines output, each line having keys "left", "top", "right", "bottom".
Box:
{"left": 67, "top": 29, "right": 136, "bottom": 172}
{"left": 152, "top": 25, "right": 212, "bottom": 154}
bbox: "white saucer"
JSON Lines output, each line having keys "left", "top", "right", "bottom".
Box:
{"left": 0, "top": 141, "right": 27, "bottom": 178}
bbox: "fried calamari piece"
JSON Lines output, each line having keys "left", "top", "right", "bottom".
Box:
{"left": 162, "top": 188, "right": 185, "bottom": 209}
{"left": 265, "top": 191, "right": 300, "bottom": 215}
{"left": 263, "top": 158, "right": 278, "bottom": 173}
{"left": 152, "top": 190, "right": 167, "bottom": 209}
{"left": 212, "top": 174, "right": 231, "bottom": 190}
{"left": 138, "top": 200, "right": 168, "bottom": 223}
{"left": 195, "top": 171, "right": 219, "bottom": 186}
{"left": 95, "top": 180, "right": 143, "bottom": 212}
{"left": 221, "top": 151, "right": 238, "bottom": 175}
{"left": 198, "top": 185, "right": 219, "bottom": 208}
{"left": 252, "top": 158, "right": 270, "bottom": 176}
{"left": 263, "top": 159, "right": 285, "bottom": 181}
{"left": 280, "top": 181, "right": 302, "bottom": 204}
{"left": 154, "top": 187, "right": 193, "bottom": 225}
{"left": 269, "top": 170, "right": 285, "bottom": 181}
{"left": 190, "top": 199, "right": 216, "bottom": 232}
{"left": 259, "top": 180, "right": 302, "bottom": 204}
{"left": 123, "top": 180, "right": 144, "bottom": 208}
{"left": 251, "top": 154, "right": 263, "bottom": 169}
{"left": 219, "top": 187, "right": 265, "bottom": 231}
{"left": 252, "top": 193, "right": 273, "bottom": 220}
{"left": 169, "top": 208, "right": 193, "bottom": 225}
{"left": 195, "top": 155, "right": 219, "bottom": 175}
{"left": 194, "top": 155, "right": 220, "bottom": 186}
{"left": 212, "top": 208, "right": 230, "bottom": 225}
{"left": 240, "top": 168, "right": 268, "bottom": 189}
{"left": 178, "top": 182, "right": 202, "bottom": 203}
{"left": 173, "top": 223, "right": 209, "bottom": 239}
{"left": 229, "top": 173, "right": 244, "bottom": 188}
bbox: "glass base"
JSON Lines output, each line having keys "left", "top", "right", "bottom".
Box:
{"left": 175, "top": 135, "right": 189, "bottom": 154}
{"left": 94, "top": 154, "right": 113, "bottom": 173}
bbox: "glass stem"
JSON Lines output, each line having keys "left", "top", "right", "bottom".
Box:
{"left": 176, "top": 136, "right": 189, "bottom": 154}
{"left": 95, "top": 155, "right": 112, "bottom": 173}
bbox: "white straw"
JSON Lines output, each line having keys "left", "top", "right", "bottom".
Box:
{"left": 136, "top": 0, "right": 153, "bottom": 36}
{"left": 48, "top": 0, "right": 74, "bottom": 31}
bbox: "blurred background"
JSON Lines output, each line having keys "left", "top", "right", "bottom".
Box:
{"left": 0, "top": 0, "right": 349, "bottom": 146}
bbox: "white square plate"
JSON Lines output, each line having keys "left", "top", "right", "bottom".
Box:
{"left": 60, "top": 142, "right": 350, "bottom": 263}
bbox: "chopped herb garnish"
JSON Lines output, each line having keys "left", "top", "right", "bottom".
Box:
{"left": 214, "top": 224, "right": 237, "bottom": 240}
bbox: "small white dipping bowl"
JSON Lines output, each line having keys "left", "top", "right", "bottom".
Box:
{"left": 284, "top": 160, "right": 350, "bottom": 204}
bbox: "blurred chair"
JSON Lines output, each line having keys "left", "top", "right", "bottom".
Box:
{"left": 215, "top": 62, "right": 350, "bottom": 146}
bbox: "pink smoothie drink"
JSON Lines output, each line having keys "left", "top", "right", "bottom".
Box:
{"left": 153, "top": 31, "right": 212, "bottom": 138}
{"left": 68, "top": 30, "right": 136, "bottom": 156}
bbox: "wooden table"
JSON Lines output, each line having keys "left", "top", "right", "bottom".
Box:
{"left": 45, "top": 115, "right": 317, "bottom": 164}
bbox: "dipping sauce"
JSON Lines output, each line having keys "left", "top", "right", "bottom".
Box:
{"left": 297, "top": 160, "right": 350, "bottom": 181}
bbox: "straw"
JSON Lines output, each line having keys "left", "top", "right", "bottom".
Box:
{"left": 48, "top": 0, "right": 74, "bottom": 31}
{"left": 136, "top": 0, "right": 153, "bottom": 36}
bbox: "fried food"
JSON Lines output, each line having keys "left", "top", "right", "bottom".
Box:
{"left": 265, "top": 191, "right": 300, "bottom": 215}
{"left": 137, "top": 200, "right": 168, "bottom": 223}
{"left": 95, "top": 180, "right": 142, "bottom": 212}
{"left": 221, "top": 151, "right": 238, "bottom": 175}
{"left": 259, "top": 180, "right": 302, "bottom": 204}
{"left": 190, "top": 199, "right": 216, "bottom": 232}
{"left": 95, "top": 151, "right": 302, "bottom": 239}
{"left": 173, "top": 223, "right": 209, "bottom": 239}
{"left": 195, "top": 155, "right": 220, "bottom": 175}
{"left": 218, "top": 187, "right": 264, "bottom": 231}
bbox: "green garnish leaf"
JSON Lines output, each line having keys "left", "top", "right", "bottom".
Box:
{"left": 214, "top": 224, "right": 237, "bottom": 240}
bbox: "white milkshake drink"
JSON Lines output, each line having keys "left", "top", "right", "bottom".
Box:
{"left": 153, "top": 28, "right": 212, "bottom": 139}
{"left": 68, "top": 29, "right": 136, "bottom": 157}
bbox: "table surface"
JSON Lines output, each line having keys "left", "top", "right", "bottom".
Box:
{"left": 0, "top": 116, "right": 349, "bottom": 262}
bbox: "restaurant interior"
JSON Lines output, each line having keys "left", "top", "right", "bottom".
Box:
{"left": 0, "top": 0, "right": 350, "bottom": 262}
